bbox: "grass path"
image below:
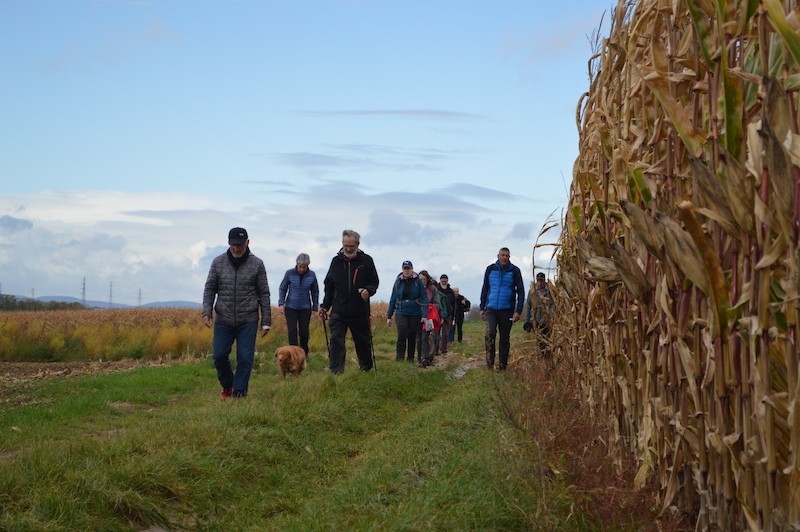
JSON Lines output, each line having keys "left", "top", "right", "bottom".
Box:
{"left": 0, "top": 322, "right": 595, "bottom": 531}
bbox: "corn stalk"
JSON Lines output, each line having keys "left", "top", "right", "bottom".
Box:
{"left": 558, "top": 0, "right": 800, "bottom": 528}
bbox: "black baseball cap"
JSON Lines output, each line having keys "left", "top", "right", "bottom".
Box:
{"left": 228, "top": 227, "right": 248, "bottom": 245}
{"left": 536, "top": 272, "right": 546, "bottom": 279}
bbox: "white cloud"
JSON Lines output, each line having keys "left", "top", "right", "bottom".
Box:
{"left": 0, "top": 183, "right": 556, "bottom": 305}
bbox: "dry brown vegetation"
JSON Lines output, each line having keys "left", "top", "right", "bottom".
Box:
{"left": 505, "top": 351, "right": 694, "bottom": 531}
{"left": 555, "top": 0, "right": 800, "bottom": 529}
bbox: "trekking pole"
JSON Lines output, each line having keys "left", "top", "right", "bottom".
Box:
{"left": 322, "top": 314, "right": 331, "bottom": 358}
{"left": 368, "top": 315, "right": 377, "bottom": 371}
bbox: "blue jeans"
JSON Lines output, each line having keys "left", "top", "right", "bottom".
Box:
{"left": 213, "top": 320, "right": 258, "bottom": 396}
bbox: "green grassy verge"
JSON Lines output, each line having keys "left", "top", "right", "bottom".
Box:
{"left": 0, "top": 321, "right": 591, "bottom": 531}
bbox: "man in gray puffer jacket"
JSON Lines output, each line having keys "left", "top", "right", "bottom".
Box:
{"left": 203, "top": 227, "right": 271, "bottom": 399}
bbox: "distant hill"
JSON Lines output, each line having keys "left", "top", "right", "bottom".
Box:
{"left": 30, "top": 295, "right": 201, "bottom": 309}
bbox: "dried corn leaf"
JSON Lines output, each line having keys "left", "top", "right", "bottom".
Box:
{"left": 611, "top": 242, "right": 653, "bottom": 303}
{"left": 718, "top": 150, "right": 756, "bottom": 236}
{"left": 656, "top": 211, "right": 711, "bottom": 295}
{"left": 688, "top": 155, "right": 738, "bottom": 235}
{"left": 637, "top": 65, "right": 706, "bottom": 157}
{"left": 586, "top": 255, "right": 622, "bottom": 283}
{"left": 764, "top": 0, "right": 800, "bottom": 68}
{"left": 619, "top": 199, "right": 666, "bottom": 259}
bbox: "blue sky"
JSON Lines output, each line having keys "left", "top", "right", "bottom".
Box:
{"left": 0, "top": 0, "right": 612, "bottom": 306}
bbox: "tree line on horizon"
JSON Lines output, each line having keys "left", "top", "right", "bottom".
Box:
{"left": 0, "top": 294, "right": 85, "bottom": 312}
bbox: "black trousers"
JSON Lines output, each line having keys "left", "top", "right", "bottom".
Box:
{"left": 328, "top": 314, "right": 373, "bottom": 374}
{"left": 484, "top": 308, "right": 514, "bottom": 369}
{"left": 395, "top": 314, "right": 418, "bottom": 361}
{"left": 284, "top": 307, "right": 311, "bottom": 355}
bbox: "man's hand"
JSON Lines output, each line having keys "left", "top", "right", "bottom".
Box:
{"left": 260, "top": 328, "right": 270, "bottom": 338}
{"left": 386, "top": 318, "right": 392, "bottom": 326}
{"left": 202, "top": 315, "right": 212, "bottom": 328}
{"left": 512, "top": 312, "right": 521, "bottom": 323}
{"left": 319, "top": 307, "right": 329, "bottom": 321}
{"left": 358, "top": 288, "right": 369, "bottom": 300}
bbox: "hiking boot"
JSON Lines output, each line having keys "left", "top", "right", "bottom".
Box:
{"left": 220, "top": 387, "right": 233, "bottom": 400}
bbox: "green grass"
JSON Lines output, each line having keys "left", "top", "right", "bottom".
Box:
{"left": 0, "top": 321, "right": 590, "bottom": 531}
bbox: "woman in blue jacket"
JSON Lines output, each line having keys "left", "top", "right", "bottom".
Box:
{"left": 278, "top": 253, "right": 319, "bottom": 358}
{"left": 386, "top": 260, "right": 428, "bottom": 363}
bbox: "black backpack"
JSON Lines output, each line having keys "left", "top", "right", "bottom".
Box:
{"left": 462, "top": 297, "right": 471, "bottom": 312}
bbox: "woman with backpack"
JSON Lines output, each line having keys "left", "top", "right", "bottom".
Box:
{"left": 386, "top": 260, "right": 428, "bottom": 363}
{"left": 416, "top": 270, "right": 440, "bottom": 368}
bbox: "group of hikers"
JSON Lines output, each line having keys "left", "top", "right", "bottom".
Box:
{"left": 202, "top": 227, "right": 556, "bottom": 399}
{"left": 386, "top": 262, "right": 470, "bottom": 368}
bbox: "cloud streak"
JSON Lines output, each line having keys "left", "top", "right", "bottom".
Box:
{"left": 296, "top": 109, "right": 483, "bottom": 120}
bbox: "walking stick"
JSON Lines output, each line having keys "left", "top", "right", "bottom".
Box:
{"left": 368, "top": 315, "right": 377, "bottom": 371}
{"left": 322, "top": 315, "right": 331, "bottom": 358}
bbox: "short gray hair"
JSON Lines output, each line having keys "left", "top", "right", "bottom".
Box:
{"left": 342, "top": 229, "right": 360, "bottom": 242}
{"left": 296, "top": 253, "right": 310, "bottom": 265}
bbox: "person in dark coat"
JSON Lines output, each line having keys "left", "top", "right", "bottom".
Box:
{"left": 203, "top": 227, "right": 271, "bottom": 399}
{"left": 523, "top": 272, "right": 557, "bottom": 358}
{"left": 416, "top": 270, "right": 440, "bottom": 367}
{"left": 318, "top": 229, "right": 379, "bottom": 374}
{"left": 452, "top": 287, "right": 470, "bottom": 343}
{"left": 437, "top": 274, "right": 455, "bottom": 355}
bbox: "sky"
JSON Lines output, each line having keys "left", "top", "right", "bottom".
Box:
{"left": 0, "top": 0, "right": 613, "bottom": 307}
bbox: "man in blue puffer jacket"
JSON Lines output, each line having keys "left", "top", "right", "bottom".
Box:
{"left": 203, "top": 227, "right": 272, "bottom": 399}
{"left": 479, "top": 246, "right": 525, "bottom": 370}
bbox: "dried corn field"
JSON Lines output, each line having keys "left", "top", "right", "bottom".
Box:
{"left": 557, "top": 0, "right": 800, "bottom": 529}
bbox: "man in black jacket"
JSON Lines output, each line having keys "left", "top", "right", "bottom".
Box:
{"left": 452, "top": 287, "right": 470, "bottom": 343}
{"left": 319, "top": 229, "right": 379, "bottom": 374}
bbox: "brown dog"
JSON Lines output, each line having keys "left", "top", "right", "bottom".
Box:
{"left": 275, "top": 346, "right": 307, "bottom": 378}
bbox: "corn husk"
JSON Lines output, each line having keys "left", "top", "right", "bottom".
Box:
{"left": 553, "top": 0, "right": 800, "bottom": 528}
